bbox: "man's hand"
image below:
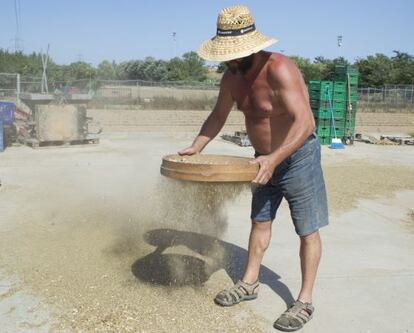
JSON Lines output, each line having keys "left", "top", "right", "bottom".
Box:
{"left": 250, "top": 155, "right": 277, "bottom": 185}
{"left": 178, "top": 146, "right": 198, "bottom": 156}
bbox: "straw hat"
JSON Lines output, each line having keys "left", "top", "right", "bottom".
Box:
{"left": 197, "top": 5, "right": 278, "bottom": 62}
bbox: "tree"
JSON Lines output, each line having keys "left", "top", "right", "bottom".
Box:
{"left": 354, "top": 54, "right": 393, "bottom": 87}
{"left": 182, "top": 52, "right": 207, "bottom": 81}
{"left": 64, "top": 61, "right": 97, "bottom": 80}
{"left": 289, "top": 56, "right": 322, "bottom": 83}
{"left": 1, "top": 49, "right": 413, "bottom": 87}
{"left": 390, "top": 51, "right": 414, "bottom": 85}
{"left": 167, "top": 57, "right": 186, "bottom": 81}
{"left": 97, "top": 60, "right": 118, "bottom": 80}
{"left": 167, "top": 52, "right": 207, "bottom": 82}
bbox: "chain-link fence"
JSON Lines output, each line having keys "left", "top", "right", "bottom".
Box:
{"left": 0, "top": 73, "right": 20, "bottom": 101}
{"left": 1, "top": 75, "right": 413, "bottom": 112}
{"left": 92, "top": 80, "right": 218, "bottom": 109}
{"left": 358, "top": 85, "right": 414, "bottom": 113}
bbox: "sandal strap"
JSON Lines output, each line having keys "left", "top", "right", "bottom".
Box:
{"left": 280, "top": 311, "right": 309, "bottom": 325}
{"left": 274, "top": 301, "right": 314, "bottom": 330}
{"left": 286, "top": 301, "right": 314, "bottom": 316}
{"left": 217, "top": 280, "right": 259, "bottom": 304}
{"left": 234, "top": 280, "right": 259, "bottom": 296}
{"left": 282, "top": 301, "right": 314, "bottom": 323}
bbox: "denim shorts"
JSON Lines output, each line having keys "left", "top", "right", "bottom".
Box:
{"left": 251, "top": 133, "right": 329, "bottom": 236}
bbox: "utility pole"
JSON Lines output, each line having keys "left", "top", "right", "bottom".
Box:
{"left": 41, "top": 44, "right": 50, "bottom": 94}
{"left": 337, "top": 35, "right": 343, "bottom": 59}
{"left": 16, "top": 73, "right": 20, "bottom": 103}
{"left": 172, "top": 32, "right": 177, "bottom": 58}
{"left": 12, "top": 0, "right": 23, "bottom": 52}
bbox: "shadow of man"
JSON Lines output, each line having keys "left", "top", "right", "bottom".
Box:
{"left": 131, "top": 228, "right": 294, "bottom": 306}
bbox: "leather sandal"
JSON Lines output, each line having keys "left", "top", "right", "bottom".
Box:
{"left": 214, "top": 280, "right": 259, "bottom": 306}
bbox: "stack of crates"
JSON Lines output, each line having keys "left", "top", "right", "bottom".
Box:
{"left": 335, "top": 65, "right": 358, "bottom": 143}
{"left": 307, "top": 65, "right": 359, "bottom": 145}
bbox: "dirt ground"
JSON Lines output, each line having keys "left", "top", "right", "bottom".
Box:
{"left": 0, "top": 112, "right": 414, "bottom": 332}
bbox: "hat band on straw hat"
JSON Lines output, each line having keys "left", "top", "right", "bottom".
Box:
{"left": 217, "top": 24, "right": 256, "bottom": 37}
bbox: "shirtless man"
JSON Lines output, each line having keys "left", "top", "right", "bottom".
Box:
{"left": 179, "top": 5, "right": 329, "bottom": 332}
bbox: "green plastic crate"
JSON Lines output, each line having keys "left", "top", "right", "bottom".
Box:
{"left": 335, "top": 65, "right": 358, "bottom": 74}
{"left": 309, "top": 90, "right": 331, "bottom": 101}
{"left": 320, "top": 81, "right": 333, "bottom": 94}
{"left": 319, "top": 136, "right": 332, "bottom": 145}
{"left": 333, "top": 119, "right": 345, "bottom": 128}
{"left": 310, "top": 99, "right": 332, "bottom": 109}
{"left": 309, "top": 81, "right": 333, "bottom": 91}
{"left": 313, "top": 107, "right": 345, "bottom": 120}
{"left": 314, "top": 118, "right": 331, "bottom": 127}
{"left": 308, "top": 80, "right": 321, "bottom": 91}
{"left": 336, "top": 73, "right": 359, "bottom": 85}
{"left": 333, "top": 90, "right": 347, "bottom": 101}
{"left": 333, "top": 100, "right": 346, "bottom": 111}
{"left": 348, "top": 75, "right": 359, "bottom": 85}
{"left": 333, "top": 110, "right": 346, "bottom": 120}
{"left": 349, "top": 83, "right": 358, "bottom": 92}
{"left": 312, "top": 108, "right": 331, "bottom": 119}
{"left": 333, "top": 81, "right": 347, "bottom": 92}
{"left": 316, "top": 126, "right": 331, "bottom": 137}
{"left": 331, "top": 126, "right": 345, "bottom": 137}
{"left": 335, "top": 65, "right": 347, "bottom": 74}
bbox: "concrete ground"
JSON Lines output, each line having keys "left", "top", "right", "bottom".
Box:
{"left": 0, "top": 130, "right": 413, "bottom": 332}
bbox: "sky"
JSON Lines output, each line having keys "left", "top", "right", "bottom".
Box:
{"left": 1, "top": 0, "right": 413, "bottom": 66}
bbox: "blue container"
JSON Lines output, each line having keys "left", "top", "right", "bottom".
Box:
{"left": 0, "top": 102, "right": 15, "bottom": 125}
{"left": 0, "top": 120, "right": 4, "bottom": 152}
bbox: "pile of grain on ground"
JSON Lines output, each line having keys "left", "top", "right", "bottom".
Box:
{"left": 0, "top": 135, "right": 413, "bottom": 332}
{"left": 0, "top": 169, "right": 262, "bottom": 332}
{"left": 323, "top": 162, "right": 414, "bottom": 214}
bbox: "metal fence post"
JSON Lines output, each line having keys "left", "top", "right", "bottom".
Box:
{"left": 16, "top": 73, "right": 20, "bottom": 103}
{"left": 367, "top": 87, "right": 370, "bottom": 110}
{"left": 411, "top": 85, "right": 414, "bottom": 107}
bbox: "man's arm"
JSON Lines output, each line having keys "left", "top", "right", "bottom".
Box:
{"left": 178, "top": 73, "right": 234, "bottom": 155}
{"left": 252, "top": 56, "right": 315, "bottom": 184}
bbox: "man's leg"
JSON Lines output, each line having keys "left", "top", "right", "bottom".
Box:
{"left": 214, "top": 168, "right": 281, "bottom": 307}
{"left": 274, "top": 135, "right": 328, "bottom": 330}
{"left": 242, "top": 220, "right": 272, "bottom": 284}
{"left": 214, "top": 220, "right": 272, "bottom": 306}
{"left": 297, "top": 230, "right": 322, "bottom": 303}
{"left": 274, "top": 230, "right": 321, "bottom": 331}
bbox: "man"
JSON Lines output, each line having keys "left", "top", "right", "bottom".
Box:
{"left": 179, "top": 5, "right": 329, "bottom": 332}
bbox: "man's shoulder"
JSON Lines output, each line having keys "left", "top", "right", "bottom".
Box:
{"left": 266, "top": 53, "right": 301, "bottom": 86}
{"left": 219, "top": 68, "right": 239, "bottom": 88}
{"left": 267, "top": 53, "right": 297, "bottom": 74}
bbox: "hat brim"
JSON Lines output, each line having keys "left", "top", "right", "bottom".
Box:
{"left": 197, "top": 31, "right": 278, "bottom": 62}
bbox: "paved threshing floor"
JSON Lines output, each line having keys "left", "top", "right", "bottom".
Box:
{"left": 0, "top": 131, "right": 413, "bottom": 332}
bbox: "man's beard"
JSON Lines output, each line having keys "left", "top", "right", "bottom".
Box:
{"left": 226, "top": 54, "right": 254, "bottom": 75}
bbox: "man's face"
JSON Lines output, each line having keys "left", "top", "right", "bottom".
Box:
{"left": 225, "top": 54, "right": 254, "bottom": 75}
